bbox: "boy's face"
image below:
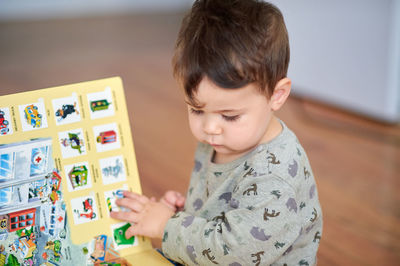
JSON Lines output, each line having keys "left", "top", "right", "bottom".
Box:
{"left": 187, "top": 77, "right": 279, "bottom": 163}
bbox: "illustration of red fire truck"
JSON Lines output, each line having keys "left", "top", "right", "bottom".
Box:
{"left": 96, "top": 130, "right": 116, "bottom": 144}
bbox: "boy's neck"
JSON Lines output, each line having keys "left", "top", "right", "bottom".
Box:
{"left": 212, "top": 116, "right": 283, "bottom": 164}
{"left": 260, "top": 116, "right": 283, "bottom": 145}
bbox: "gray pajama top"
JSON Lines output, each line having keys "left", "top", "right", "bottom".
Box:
{"left": 162, "top": 121, "right": 322, "bottom": 266}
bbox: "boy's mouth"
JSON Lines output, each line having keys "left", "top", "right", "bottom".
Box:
{"left": 210, "top": 143, "right": 223, "bottom": 148}
{"left": 204, "top": 139, "right": 223, "bottom": 148}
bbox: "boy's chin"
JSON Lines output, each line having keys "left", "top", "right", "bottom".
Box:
{"left": 212, "top": 146, "right": 237, "bottom": 156}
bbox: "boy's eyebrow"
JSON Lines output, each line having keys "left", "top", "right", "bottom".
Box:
{"left": 185, "top": 100, "right": 244, "bottom": 113}
{"left": 185, "top": 100, "right": 205, "bottom": 108}
{"left": 217, "top": 108, "right": 244, "bottom": 113}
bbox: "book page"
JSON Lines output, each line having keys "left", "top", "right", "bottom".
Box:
{"left": 0, "top": 77, "right": 168, "bottom": 265}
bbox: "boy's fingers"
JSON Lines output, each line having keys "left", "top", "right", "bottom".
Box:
{"left": 163, "top": 191, "right": 182, "bottom": 206}
{"left": 116, "top": 198, "right": 144, "bottom": 212}
{"left": 110, "top": 211, "right": 139, "bottom": 223}
{"left": 160, "top": 198, "right": 177, "bottom": 211}
{"left": 123, "top": 191, "right": 149, "bottom": 204}
{"left": 166, "top": 191, "right": 180, "bottom": 201}
{"left": 163, "top": 191, "right": 173, "bottom": 201}
{"left": 176, "top": 197, "right": 186, "bottom": 207}
{"left": 125, "top": 224, "right": 139, "bottom": 239}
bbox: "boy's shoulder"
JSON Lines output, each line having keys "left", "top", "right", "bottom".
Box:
{"left": 252, "top": 121, "right": 303, "bottom": 164}
{"left": 246, "top": 121, "right": 311, "bottom": 185}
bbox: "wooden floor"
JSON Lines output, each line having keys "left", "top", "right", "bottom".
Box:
{"left": 1, "top": 13, "right": 399, "bottom": 265}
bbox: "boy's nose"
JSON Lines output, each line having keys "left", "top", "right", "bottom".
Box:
{"left": 203, "top": 118, "right": 222, "bottom": 135}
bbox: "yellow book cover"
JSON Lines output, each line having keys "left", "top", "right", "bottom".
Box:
{"left": 0, "top": 77, "right": 171, "bottom": 265}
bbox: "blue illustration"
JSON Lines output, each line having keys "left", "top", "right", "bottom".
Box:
{"left": 30, "top": 147, "right": 48, "bottom": 176}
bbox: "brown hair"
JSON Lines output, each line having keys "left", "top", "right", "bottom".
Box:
{"left": 173, "top": 0, "right": 290, "bottom": 106}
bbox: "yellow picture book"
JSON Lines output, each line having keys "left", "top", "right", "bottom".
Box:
{"left": 0, "top": 77, "right": 171, "bottom": 265}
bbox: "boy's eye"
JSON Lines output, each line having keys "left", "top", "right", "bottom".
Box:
{"left": 222, "top": 115, "right": 240, "bottom": 122}
{"left": 190, "top": 108, "right": 203, "bottom": 115}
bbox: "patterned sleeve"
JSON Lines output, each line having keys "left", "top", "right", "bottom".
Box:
{"left": 161, "top": 175, "right": 301, "bottom": 265}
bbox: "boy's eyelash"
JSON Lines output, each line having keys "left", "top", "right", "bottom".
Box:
{"left": 190, "top": 108, "right": 203, "bottom": 115}
{"left": 222, "top": 115, "right": 240, "bottom": 122}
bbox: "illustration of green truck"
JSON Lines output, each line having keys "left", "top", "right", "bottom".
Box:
{"left": 90, "top": 99, "right": 111, "bottom": 112}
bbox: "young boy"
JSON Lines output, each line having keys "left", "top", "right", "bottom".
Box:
{"left": 111, "top": 0, "right": 322, "bottom": 265}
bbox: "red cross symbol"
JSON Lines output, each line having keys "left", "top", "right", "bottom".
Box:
{"left": 58, "top": 216, "right": 64, "bottom": 223}
{"left": 35, "top": 156, "right": 42, "bottom": 163}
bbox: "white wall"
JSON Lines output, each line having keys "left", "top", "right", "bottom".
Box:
{"left": 1, "top": 0, "right": 399, "bottom": 122}
{"left": 269, "top": 0, "right": 400, "bottom": 123}
{"left": 0, "top": 0, "right": 193, "bottom": 21}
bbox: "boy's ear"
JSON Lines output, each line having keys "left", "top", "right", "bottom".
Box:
{"left": 270, "top": 78, "right": 291, "bottom": 111}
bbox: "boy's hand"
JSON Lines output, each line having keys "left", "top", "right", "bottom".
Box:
{"left": 110, "top": 191, "right": 175, "bottom": 239}
{"left": 160, "top": 190, "right": 186, "bottom": 212}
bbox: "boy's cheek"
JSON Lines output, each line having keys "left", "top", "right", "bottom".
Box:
{"left": 187, "top": 117, "right": 197, "bottom": 132}
{"left": 189, "top": 123, "right": 203, "bottom": 141}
